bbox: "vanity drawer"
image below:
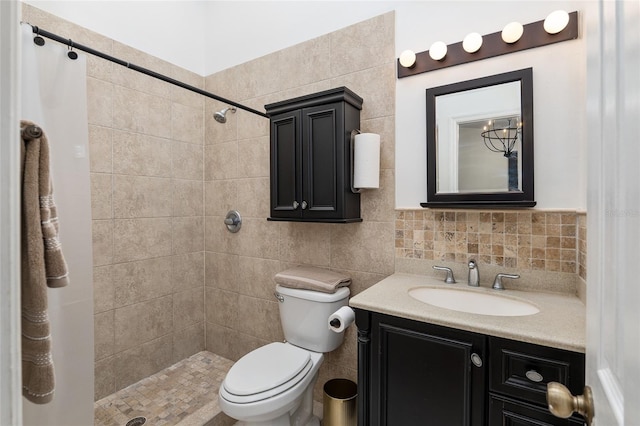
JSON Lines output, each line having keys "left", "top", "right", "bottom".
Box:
{"left": 489, "top": 337, "right": 585, "bottom": 406}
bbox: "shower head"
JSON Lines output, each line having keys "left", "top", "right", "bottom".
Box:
{"left": 214, "top": 107, "right": 236, "bottom": 124}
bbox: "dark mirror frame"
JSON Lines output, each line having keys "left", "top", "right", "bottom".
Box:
{"left": 422, "top": 68, "right": 535, "bottom": 208}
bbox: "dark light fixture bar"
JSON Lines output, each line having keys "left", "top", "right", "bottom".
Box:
{"left": 28, "top": 24, "right": 269, "bottom": 118}
{"left": 397, "top": 11, "right": 578, "bottom": 78}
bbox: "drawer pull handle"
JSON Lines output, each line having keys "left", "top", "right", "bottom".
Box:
{"left": 525, "top": 370, "right": 544, "bottom": 382}
{"left": 470, "top": 353, "right": 483, "bottom": 368}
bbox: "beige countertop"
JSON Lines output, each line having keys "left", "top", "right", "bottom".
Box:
{"left": 349, "top": 273, "right": 586, "bottom": 353}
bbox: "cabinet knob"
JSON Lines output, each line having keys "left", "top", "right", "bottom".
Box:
{"left": 292, "top": 201, "right": 299, "bottom": 209}
{"left": 525, "top": 369, "right": 544, "bottom": 383}
{"left": 470, "top": 353, "right": 483, "bottom": 367}
{"left": 546, "top": 382, "right": 594, "bottom": 426}
{"left": 301, "top": 200, "right": 308, "bottom": 210}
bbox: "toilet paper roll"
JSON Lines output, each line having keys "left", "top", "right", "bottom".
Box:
{"left": 328, "top": 306, "right": 355, "bottom": 333}
{"left": 353, "top": 133, "right": 380, "bottom": 189}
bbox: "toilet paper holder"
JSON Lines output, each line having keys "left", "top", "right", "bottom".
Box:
{"left": 328, "top": 306, "right": 355, "bottom": 333}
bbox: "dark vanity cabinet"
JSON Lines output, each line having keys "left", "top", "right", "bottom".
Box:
{"left": 355, "top": 309, "right": 586, "bottom": 426}
{"left": 355, "top": 310, "right": 486, "bottom": 426}
{"left": 265, "top": 87, "right": 363, "bottom": 223}
{"left": 488, "top": 337, "right": 585, "bottom": 426}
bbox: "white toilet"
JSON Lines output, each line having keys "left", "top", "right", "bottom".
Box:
{"left": 218, "top": 284, "right": 351, "bottom": 426}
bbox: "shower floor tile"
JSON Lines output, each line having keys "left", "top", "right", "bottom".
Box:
{"left": 94, "top": 351, "right": 234, "bottom": 426}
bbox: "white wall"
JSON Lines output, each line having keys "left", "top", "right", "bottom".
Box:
{"left": 21, "top": 1, "right": 588, "bottom": 211}
{"left": 22, "top": 0, "right": 209, "bottom": 74}
{"left": 1, "top": 1, "right": 24, "bottom": 424}
{"left": 21, "top": 1, "right": 397, "bottom": 76}
{"left": 395, "top": 1, "right": 587, "bottom": 209}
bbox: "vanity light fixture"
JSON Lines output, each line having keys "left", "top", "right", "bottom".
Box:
{"left": 399, "top": 49, "right": 417, "bottom": 68}
{"left": 544, "top": 10, "right": 570, "bottom": 34}
{"left": 397, "top": 11, "right": 578, "bottom": 78}
{"left": 501, "top": 22, "right": 524, "bottom": 44}
{"left": 428, "top": 41, "right": 448, "bottom": 61}
{"left": 462, "top": 32, "right": 483, "bottom": 53}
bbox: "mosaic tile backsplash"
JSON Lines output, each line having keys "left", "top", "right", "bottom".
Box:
{"left": 396, "top": 210, "right": 586, "bottom": 276}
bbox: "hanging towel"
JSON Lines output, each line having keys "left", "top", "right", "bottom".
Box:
{"left": 274, "top": 266, "right": 351, "bottom": 294}
{"left": 20, "top": 120, "right": 69, "bottom": 404}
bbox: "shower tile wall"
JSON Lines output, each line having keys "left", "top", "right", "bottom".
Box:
{"left": 22, "top": 5, "right": 207, "bottom": 401}
{"left": 202, "top": 12, "right": 397, "bottom": 394}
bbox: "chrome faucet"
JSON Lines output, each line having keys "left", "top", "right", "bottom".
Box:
{"left": 492, "top": 273, "right": 520, "bottom": 290}
{"left": 468, "top": 260, "right": 479, "bottom": 287}
{"left": 433, "top": 265, "right": 456, "bottom": 284}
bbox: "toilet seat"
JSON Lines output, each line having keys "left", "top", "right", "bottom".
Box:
{"left": 222, "top": 342, "right": 313, "bottom": 404}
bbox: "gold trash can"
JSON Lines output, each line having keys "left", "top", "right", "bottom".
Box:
{"left": 323, "top": 378, "right": 357, "bottom": 426}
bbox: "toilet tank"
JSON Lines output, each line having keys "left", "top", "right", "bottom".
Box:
{"left": 275, "top": 285, "right": 350, "bottom": 353}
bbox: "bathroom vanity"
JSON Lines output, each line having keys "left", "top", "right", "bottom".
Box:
{"left": 349, "top": 274, "right": 586, "bottom": 426}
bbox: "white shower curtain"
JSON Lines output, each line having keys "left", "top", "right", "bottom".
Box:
{"left": 20, "top": 23, "right": 94, "bottom": 426}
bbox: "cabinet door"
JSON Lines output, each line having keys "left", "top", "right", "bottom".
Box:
{"left": 270, "top": 111, "right": 302, "bottom": 219}
{"left": 301, "top": 103, "right": 343, "bottom": 220}
{"left": 371, "top": 315, "right": 486, "bottom": 426}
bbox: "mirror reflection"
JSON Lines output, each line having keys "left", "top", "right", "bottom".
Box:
{"left": 436, "top": 82, "right": 521, "bottom": 194}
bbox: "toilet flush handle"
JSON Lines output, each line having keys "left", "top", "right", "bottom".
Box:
{"left": 274, "top": 292, "right": 284, "bottom": 302}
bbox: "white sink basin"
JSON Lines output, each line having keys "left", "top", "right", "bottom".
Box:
{"left": 408, "top": 287, "right": 540, "bottom": 317}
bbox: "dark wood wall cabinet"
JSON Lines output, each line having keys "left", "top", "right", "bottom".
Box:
{"left": 355, "top": 309, "right": 586, "bottom": 426}
{"left": 265, "top": 87, "right": 363, "bottom": 223}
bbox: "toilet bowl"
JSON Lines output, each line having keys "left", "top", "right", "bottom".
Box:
{"left": 218, "top": 284, "right": 351, "bottom": 426}
{"left": 219, "top": 342, "right": 323, "bottom": 425}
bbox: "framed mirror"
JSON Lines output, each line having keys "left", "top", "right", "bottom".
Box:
{"left": 422, "top": 68, "right": 535, "bottom": 208}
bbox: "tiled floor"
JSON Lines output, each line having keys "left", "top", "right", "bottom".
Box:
{"left": 94, "top": 351, "right": 234, "bottom": 426}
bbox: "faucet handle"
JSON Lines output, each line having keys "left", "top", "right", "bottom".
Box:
{"left": 492, "top": 273, "right": 520, "bottom": 290}
{"left": 433, "top": 266, "right": 456, "bottom": 284}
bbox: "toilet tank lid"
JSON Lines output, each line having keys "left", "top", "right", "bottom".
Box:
{"left": 276, "top": 285, "right": 350, "bottom": 302}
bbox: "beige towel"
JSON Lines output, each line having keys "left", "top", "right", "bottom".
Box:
{"left": 20, "top": 120, "right": 69, "bottom": 404}
{"left": 274, "top": 266, "right": 351, "bottom": 294}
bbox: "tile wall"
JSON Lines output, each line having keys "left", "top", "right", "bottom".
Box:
{"left": 22, "top": 4, "right": 207, "bottom": 401}
{"left": 202, "top": 12, "right": 397, "bottom": 394}
{"left": 395, "top": 210, "right": 579, "bottom": 273}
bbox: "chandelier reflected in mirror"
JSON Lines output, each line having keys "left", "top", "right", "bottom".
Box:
{"left": 481, "top": 117, "right": 521, "bottom": 157}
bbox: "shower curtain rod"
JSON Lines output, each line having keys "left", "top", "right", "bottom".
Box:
{"left": 27, "top": 24, "right": 269, "bottom": 119}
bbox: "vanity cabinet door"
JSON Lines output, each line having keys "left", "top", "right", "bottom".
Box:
{"left": 368, "top": 313, "right": 486, "bottom": 426}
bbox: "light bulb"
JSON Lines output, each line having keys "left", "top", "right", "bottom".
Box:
{"left": 463, "top": 32, "right": 483, "bottom": 53}
{"left": 502, "top": 22, "right": 524, "bottom": 43}
{"left": 544, "top": 10, "right": 569, "bottom": 34}
{"left": 429, "top": 41, "right": 447, "bottom": 61}
{"left": 399, "top": 50, "right": 417, "bottom": 68}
